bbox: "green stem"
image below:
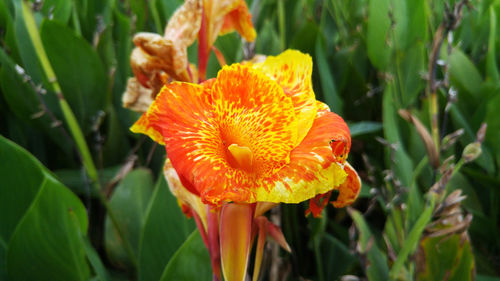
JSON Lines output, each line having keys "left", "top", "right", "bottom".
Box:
{"left": 389, "top": 194, "right": 436, "bottom": 280}
{"left": 71, "top": 0, "right": 82, "bottom": 36}
{"left": 21, "top": 0, "right": 137, "bottom": 268}
{"left": 277, "top": 0, "right": 285, "bottom": 51}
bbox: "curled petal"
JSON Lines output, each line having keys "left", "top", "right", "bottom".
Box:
{"left": 220, "top": 0, "right": 256, "bottom": 42}
{"left": 255, "top": 110, "right": 349, "bottom": 203}
{"left": 163, "top": 158, "right": 207, "bottom": 230}
{"left": 204, "top": 0, "right": 241, "bottom": 47}
{"left": 133, "top": 33, "right": 190, "bottom": 81}
{"left": 332, "top": 162, "right": 361, "bottom": 208}
{"left": 122, "top": 77, "right": 154, "bottom": 113}
{"left": 254, "top": 50, "right": 317, "bottom": 145}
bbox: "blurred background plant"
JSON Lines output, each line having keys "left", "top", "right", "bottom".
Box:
{"left": 0, "top": 0, "right": 499, "bottom": 280}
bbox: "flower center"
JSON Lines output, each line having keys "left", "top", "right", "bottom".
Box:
{"left": 227, "top": 143, "right": 254, "bottom": 172}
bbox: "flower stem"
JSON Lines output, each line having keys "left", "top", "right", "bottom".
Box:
{"left": 198, "top": 8, "right": 209, "bottom": 81}
{"left": 21, "top": 0, "right": 138, "bottom": 269}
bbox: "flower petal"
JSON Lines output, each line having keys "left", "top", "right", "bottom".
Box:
{"left": 136, "top": 65, "right": 298, "bottom": 205}
{"left": 220, "top": 203, "right": 253, "bottom": 281}
{"left": 332, "top": 162, "right": 361, "bottom": 208}
{"left": 254, "top": 50, "right": 317, "bottom": 145}
{"left": 164, "top": 0, "right": 202, "bottom": 48}
{"left": 219, "top": 0, "right": 256, "bottom": 42}
{"left": 163, "top": 158, "right": 207, "bottom": 230}
{"left": 255, "top": 110, "right": 350, "bottom": 203}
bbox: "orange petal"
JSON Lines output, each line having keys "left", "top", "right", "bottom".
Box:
{"left": 255, "top": 110, "right": 350, "bottom": 203}
{"left": 254, "top": 50, "right": 317, "bottom": 145}
{"left": 332, "top": 162, "right": 361, "bottom": 208}
{"left": 220, "top": 0, "right": 256, "bottom": 42}
{"left": 306, "top": 191, "right": 331, "bottom": 217}
{"left": 197, "top": 64, "right": 298, "bottom": 204}
{"left": 204, "top": 0, "right": 241, "bottom": 47}
{"left": 252, "top": 216, "right": 267, "bottom": 281}
{"left": 220, "top": 203, "right": 253, "bottom": 281}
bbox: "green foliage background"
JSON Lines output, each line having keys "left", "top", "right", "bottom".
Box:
{"left": 1, "top": 0, "right": 500, "bottom": 280}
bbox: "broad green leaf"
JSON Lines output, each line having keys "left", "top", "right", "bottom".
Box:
{"left": 348, "top": 208, "right": 389, "bottom": 281}
{"left": 416, "top": 234, "right": 475, "bottom": 281}
{"left": 0, "top": 48, "right": 72, "bottom": 156}
{"left": 366, "top": 0, "right": 391, "bottom": 70}
{"left": 7, "top": 176, "right": 90, "bottom": 281}
{"left": 0, "top": 135, "right": 46, "bottom": 243}
{"left": 449, "top": 49, "right": 483, "bottom": 99}
{"left": 399, "top": 43, "right": 426, "bottom": 107}
{"left": 349, "top": 121, "right": 383, "bottom": 137}
{"left": 104, "top": 168, "right": 155, "bottom": 268}
{"left": 138, "top": 176, "right": 195, "bottom": 281}
{"left": 316, "top": 35, "right": 343, "bottom": 115}
{"left": 40, "top": 19, "right": 107, "bottom": 134}
{"left": 320, "top": 234, "right": 357, "bottom": 280}
{"left": 41, "top": 0, "right": 72, "bottom": 23}
{"left": 1, "top": 136, "right": 90, "bottom": 281}
{"left": 158, "top": 231, "right": 211, "bottom": 281}
{"left": 382, "top": 87, "right": 414, "bottom": 187}
{"left": 13, "top": 1, "right": 46, "bottom": 85}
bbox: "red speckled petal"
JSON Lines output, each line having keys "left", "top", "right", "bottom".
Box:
{"left": 255, "top": 110, "right": 350, "bottom": 203}
{"left": 220, "top": 0, "right": 256, "bottom": 42}
{"left": 254, "top": 50, "right": 317, "bottom": 145}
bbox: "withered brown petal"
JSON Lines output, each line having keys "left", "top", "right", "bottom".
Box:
{"left": 122, "top": 77, "right": 155, "bottom": 113}
{"left": 164, "top": 0, "right": 203, "bottom": 48}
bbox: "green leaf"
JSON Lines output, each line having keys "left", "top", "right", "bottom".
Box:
{"left": 449, "top": 49, "right": 483, "bottom": 99}
{"left": 0, "top": 48, "right": 72, "bottom": 155}
{"left": 83, "top": 237, "right": 111, "bottom": 281}
{"left": 366, "top": 0, "right": 391, "bottom": 70}
{"left": 40, "top": 19, "right": 107, "bottom": 133}
{"left": 320, "top": 234, "right": 357, "bottom": 280}
{"left": 486, "top": 7, "right": 499, "bottom": 81}
{"left": 382, "top": 86, "right": 414, "bottom": 187}
{"left": 158, "top": 231, "right": 212, "bottom": 281}
{"left": 7, "top": 176, "right": 90, "bottom": 281}
{"left": 349, "top": 121, "right": 383, "bottom": 137}
{"left": 138, "top": 176, "right": 195, "bottom": 281}
{"left": 13, "top": 1, "right": 46, "bottom": 85}
{"left": 416, "top": 234, "right": 475, "bottom": 281}
{"left": 316, "top": 35, "right": 343, "bottom": 115}
{"left": 348, "top": 208, "right": 389, "bottom": 281}
{"left": 104, "top": 168, "right": 155, "bottom": 268}
{"left": 389, "top": 197, "right": 436, "bottom": 279}
{"left": 41, "top": 0, "right": 72, "bottom": 23}
{"left": 0, "top": 135, "right": 47, "bottom": 243}
{"left": 2, "top": 135, "right": 90, "bottom": 281}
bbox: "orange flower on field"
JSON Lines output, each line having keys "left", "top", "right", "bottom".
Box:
{"left": 131, "top": 50, "right": 360, "bottom": 211}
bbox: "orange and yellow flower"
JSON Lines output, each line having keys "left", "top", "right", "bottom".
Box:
{"left": 131, "top": 49, "right": 360, "bottom": 212}
{"left": 131, "top": 49, "right": 360, "bottom": 281}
